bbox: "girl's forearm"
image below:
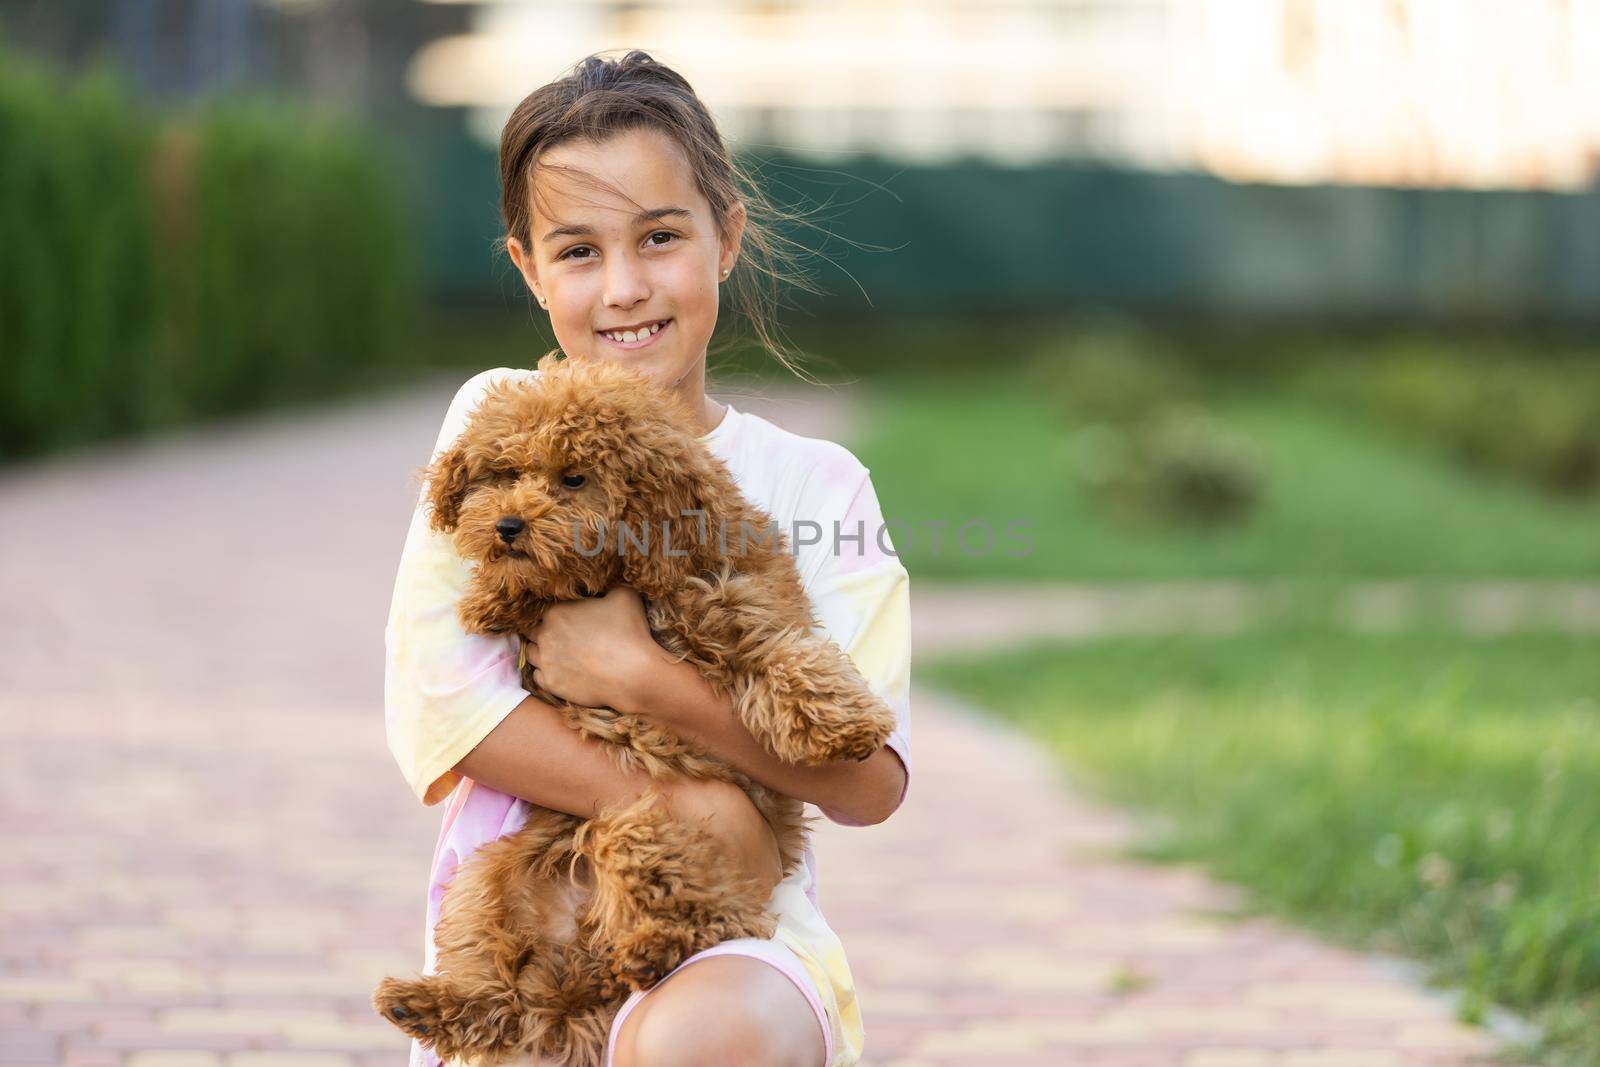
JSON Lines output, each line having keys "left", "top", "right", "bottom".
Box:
{"left": 453, "top": 694, "right": 670, "bottom": 818}
{"left": 619, "top": 651, "right": 907, "bottom": 826}
{"left": 452, "top": 694, "right": 785, "bottom": 889}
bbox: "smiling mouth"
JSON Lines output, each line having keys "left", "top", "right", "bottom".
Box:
{"left": 598, "top": 319, "right": 671, "bottom": 350}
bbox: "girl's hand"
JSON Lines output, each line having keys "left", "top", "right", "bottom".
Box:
{"left": 522, "top": 586, "right": 662, "bottom": 712}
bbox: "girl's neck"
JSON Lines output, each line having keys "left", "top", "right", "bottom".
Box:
{"left": 698, "top": 396, "right": 729, "bottom": 437}
{"left": 668, "top": 357, "right": 725, "bottom": 436}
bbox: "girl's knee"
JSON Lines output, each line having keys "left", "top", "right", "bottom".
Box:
{"left": 613, "top": 958, "right": 824, "bottom": 1067}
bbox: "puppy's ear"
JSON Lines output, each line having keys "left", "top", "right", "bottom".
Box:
{"left": 423, "top": 443, "right": 472, "bottom": 533}
{"left": 616, "top": 422, "right": 732, "bottom": 599}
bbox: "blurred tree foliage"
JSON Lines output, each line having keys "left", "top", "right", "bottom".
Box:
{"left": 0, "top": 46, "right": 415, "bottom": 459}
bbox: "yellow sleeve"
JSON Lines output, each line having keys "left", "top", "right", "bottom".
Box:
{"left": 798, "top": 466, "right": 913, "bottom": 826}
{"left": 382, "top": 369, "right": 531, "bottom": 805}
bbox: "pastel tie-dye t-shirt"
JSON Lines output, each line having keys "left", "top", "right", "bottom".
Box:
{"left": 383, "top": 367, "right": 912, "bottom": 1066}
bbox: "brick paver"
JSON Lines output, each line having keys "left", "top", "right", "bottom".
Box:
{"left": 0, "top": 377, "right": 1528, "bottom": 1064}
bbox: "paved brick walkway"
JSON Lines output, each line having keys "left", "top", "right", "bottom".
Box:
{"left": 911, "top": 582, "right": 1600, "bottom": 655}
{"left": 0, "top": 377, "right": 1523, "bottom": 1065}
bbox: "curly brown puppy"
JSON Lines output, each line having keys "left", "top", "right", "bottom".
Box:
{"left": 373, "top": 352, "right": 897, "bottom": 1066}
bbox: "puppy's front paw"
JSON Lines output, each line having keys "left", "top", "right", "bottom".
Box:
{"left": 828, "top": 706, "right": 897, "bottom": 762}
{"left": 373, "top": 977, "right": 444, "bottom": 1048}
{"left": 767, "top": 705, "right": 895, "bottom": 765}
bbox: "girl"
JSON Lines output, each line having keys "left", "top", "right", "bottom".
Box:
{"left": 384, "top": 50, "right": 912, "bottom": 1067}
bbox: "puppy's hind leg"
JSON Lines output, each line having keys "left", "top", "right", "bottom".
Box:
{"left": 373, "top": 815, "right": 588, "bottom": 1063}
{"left": 510, "top": 944, "right": 623, "bottom": 1067}
{"left": 372, "top": 973, "right": 517, "bottom": 1064}
{"left": 376, "top": 942, "right": 619, "bottom": 1067}
{"left": 575, "top": 791, "right": 775, "bottom": 993}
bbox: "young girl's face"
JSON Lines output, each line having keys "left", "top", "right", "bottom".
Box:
{"left": 506, "top": 127, "right": 743, "bottom": 402}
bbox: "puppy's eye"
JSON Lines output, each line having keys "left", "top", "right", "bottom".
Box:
{"left": 560, "top": 473, "right": 587, "bottom": 489}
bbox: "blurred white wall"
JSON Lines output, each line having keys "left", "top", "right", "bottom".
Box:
{"left": 409, "top": 0, "right": 1600, "bottom": 190}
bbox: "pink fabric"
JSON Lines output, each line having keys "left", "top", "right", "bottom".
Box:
{"left": 410, "top": 781, "right": 529, "bottom": 1067}
{"left": 603, "top": 938, "right": 832, "bottom": 1067}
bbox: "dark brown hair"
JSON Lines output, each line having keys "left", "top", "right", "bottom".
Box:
{"left": 497, "top": 50, "right": 827, "bottom": 381}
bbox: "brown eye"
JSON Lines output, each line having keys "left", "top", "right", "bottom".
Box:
{"left": 561, "top": 473, "right": 587, "bottom": 489}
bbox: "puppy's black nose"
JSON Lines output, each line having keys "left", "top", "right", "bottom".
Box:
{"left": 495, "top": 517, "right": 525, "bottom": 543}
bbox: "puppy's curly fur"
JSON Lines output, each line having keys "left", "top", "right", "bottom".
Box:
{"left": 374, "top": 353, "right": 897, "bottom": 1066}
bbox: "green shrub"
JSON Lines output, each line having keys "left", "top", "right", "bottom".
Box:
{"left": 1027, "top": 316, "right": 1263, "bottom": 527}
{"left": 1026, "top": 315, "right": 1197, "bottom": 426}
{"left": 0, "top": 46, "right": 416, "bottom": 460}
{"left": 1296, "top": 340, "right": 1600, "bottom": 497}
{"left": 1445, "top": 365, "right": 1599, "bottom": 495}
{"left": 1070, "top": 403, "right": 1265, "bottom": 527}
{"left": 156, "top": 98, "right": 413, "bottom": 419}
{"left": 0, "top": 55, "right": 160, "bottom": 455}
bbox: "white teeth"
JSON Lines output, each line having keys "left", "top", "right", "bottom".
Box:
{"left": 604, "top": 321, "right": 666, "bottom": 344}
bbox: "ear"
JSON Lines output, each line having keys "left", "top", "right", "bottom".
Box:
{"left": 617, "top": 423, "right": 732, "bottom": 599}
{"left": 506, "top": 236, "right": 547, "bottom": 307}
{"left": 422, "top": 443, "right": 472, "bottom": 533}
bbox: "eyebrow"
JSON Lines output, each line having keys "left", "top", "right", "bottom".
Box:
{"left": 541, "top": 207, "right": 694, "bottom": 244}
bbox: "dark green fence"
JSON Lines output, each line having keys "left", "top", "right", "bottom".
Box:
{"left": 412, "top": 127, "right": 1600, "bottom": 323}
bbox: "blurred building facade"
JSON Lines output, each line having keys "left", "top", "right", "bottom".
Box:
{"left": 1182, "top": 0, "right": 1600, "bottom": 191}
{"left": 0, "top": 0, "right": 467, "bottom": 124}
{"left": 410, "top": 0, "right": 1600, "bottom": 192}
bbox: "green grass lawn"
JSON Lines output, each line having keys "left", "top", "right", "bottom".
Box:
{"left": 925, "top": 627, "right": 1600, "bottom": 1067}
{"left": 853, "top": 377, "right": 1600, "bottom": 580}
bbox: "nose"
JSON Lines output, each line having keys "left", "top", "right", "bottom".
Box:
{"left": 603, "top": 253, "right": 650, "bottom": 310}
{"left": 495, "top": 517, "right": 525, "bottom": 543}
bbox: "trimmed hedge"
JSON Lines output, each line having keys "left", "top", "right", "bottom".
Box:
{"left": 0, "top": 58, "right": 158, "bottom": 454}
{"left": 0, "top": 49, "right": 415, "bottom": 460}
